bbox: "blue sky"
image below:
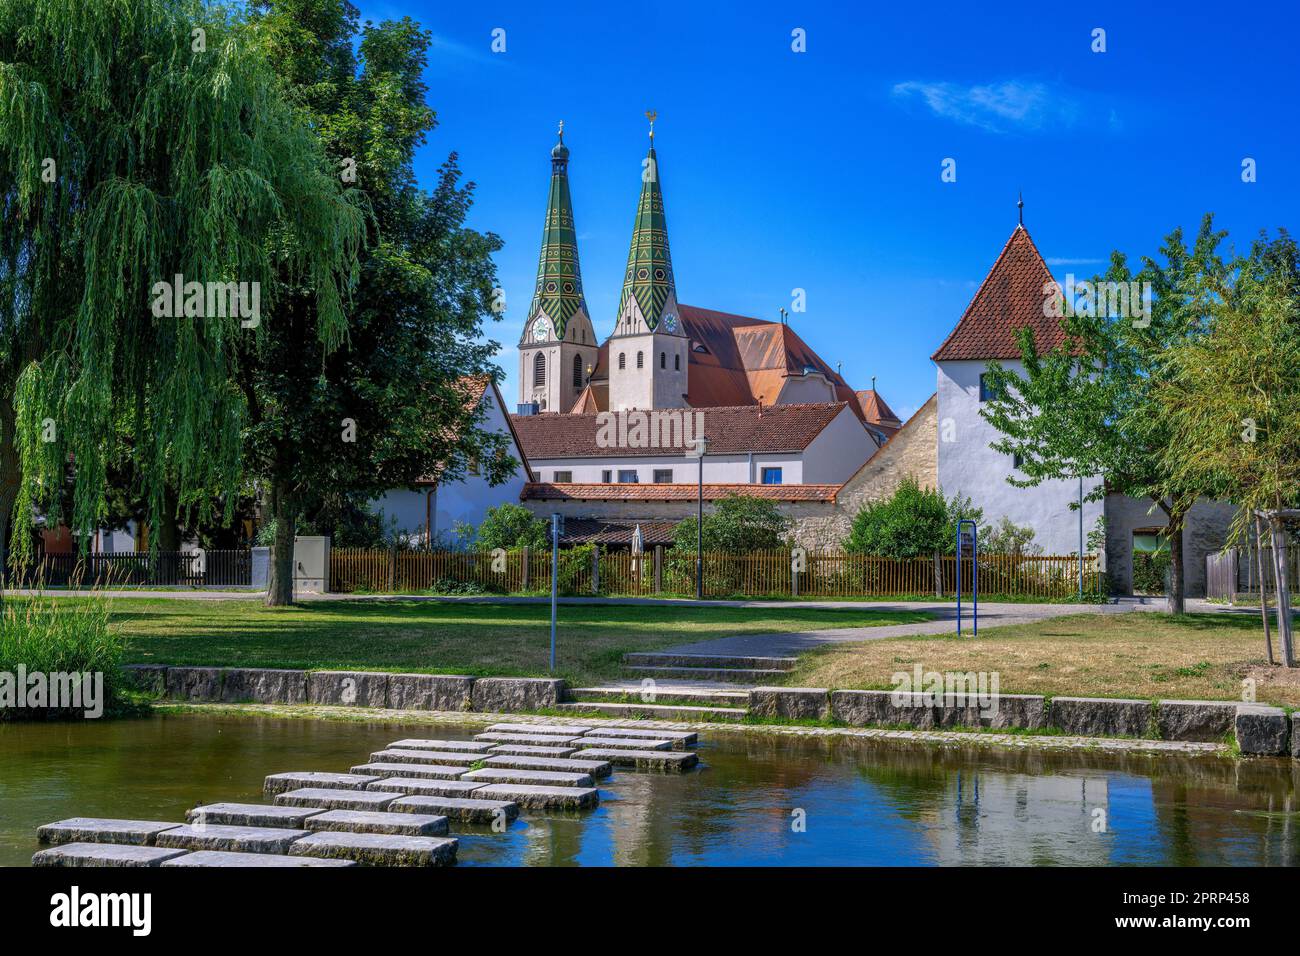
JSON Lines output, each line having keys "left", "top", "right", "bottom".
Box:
{"left": 357, "top": 0, "right": 1298, "bottom": 421}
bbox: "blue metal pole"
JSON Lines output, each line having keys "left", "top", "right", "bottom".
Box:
{"left": 550, "top": 514, "right": 559, "bottom": 671}
{"left": 956, "top": 523, "right": 962, "bottom": 636}
{"left": 972, "top": 522, "right": 978, "bottom": 638}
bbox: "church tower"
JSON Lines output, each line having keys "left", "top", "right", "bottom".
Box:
{"left": 518, "top": 124, "right": 598, "bottom": 413}
{"left": 607, "top": 113, "right": 688, "bottom": 412}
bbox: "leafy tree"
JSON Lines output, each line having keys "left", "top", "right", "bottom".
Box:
{"left": 476, "top": 503, "right": 547, "bottom": 551}
{"left": 0, "top": 0, "right": 362, "bottom": 590}
{"left": 982, "top": 516, "right": 1042, "bottom": 558}
{"left": 843, "top": 478, "right": 982, "bottom": 558}
{"left": 981, "top": 215, "right": 1229, "bottom": 613}
{"left": 243, "top": 1, "right": 513, "bottom": 604}
{"left": 672, "top": 493, "right": 790, "bottom": 552}
{"left": 1156, "top": 229, "right": 1300, "bottom": 662}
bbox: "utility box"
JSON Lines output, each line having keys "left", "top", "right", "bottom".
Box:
{"left": 293, "top": 536, "right": 330, "bottom": 593}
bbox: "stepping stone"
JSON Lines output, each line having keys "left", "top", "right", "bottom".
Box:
{"left": 588, "top": 726, "right": 698, "bottom": 749}
{"left": 369, "top": 780, "right": 486, "bottom": 801}
{"left": 37, "top": 818, "right": 181, "bottom": 847}
{"left": 289, "top": 831, "right": 458, "bottom": 867}
{"left": 482, "top": 754, "right": 612, "bottom": 778}
{"left": 186, "top": 804, "right": 326, "bottom": 829}
{"left": 470, "top": 784, "right": 600, "bottom": 812}
{"left": 264, "top": 771, "right": 379, "bottom": 794}
{"left": 33, "top": 843, "right": 188, "bottom": 867}
{"left": 162, "top": 850, "right": 355, "bottom": 867}
{"left": 304, "top": 809, "right": 448, "bottom": 837}
{"left": 462, "top": 767, "right": 594, "bottom": 788}
{"left": 575, "top": 736, "right": 671, "bottom": 751}
{"left": 369, "top": 749, "right": 485, "bottom": 769}
{"left": 275, "top": 788, "right": 398, "bottom": 811}
{"left": 487, "top": 723, "right": 594, "bottom": 736}
{"left": 488, "top": 744, "right": 578, "bottom": 758}
{"left": 576, "top": 748, "right": 700, "bottom": 772}
{"left": 351, "top": 762, "right": 482, "bottom": 780}
{"left": 364, "top": 756, "right": 468, "bottom": 778}
{"left": 155, "top": 824, "right": 310, "bottom": 855}
{"left": 388, "top": 738, "right": 494, "bottom": 753}
{"left": 389, "top": 795, "right": 519, "bottom": 825}
{"left": 474, "top": 732, "right": 581, "bottom": 747}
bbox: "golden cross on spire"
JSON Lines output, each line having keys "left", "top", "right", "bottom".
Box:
{"left": 557, "top": 119, "right": 564, "bottom": 140}
{"left": 645, "top": 110, "right": 657, "bottom": 139}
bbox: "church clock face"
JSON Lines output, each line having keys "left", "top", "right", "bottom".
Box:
{"left": 531, "top": 317, "right": 549, "bottom": 341}
{"left": 662, "top": 313, "right": 678, "bottom": 333}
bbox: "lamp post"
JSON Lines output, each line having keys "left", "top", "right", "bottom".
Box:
{"left": 687, "top": 436, "right": 710, "bottom": 599}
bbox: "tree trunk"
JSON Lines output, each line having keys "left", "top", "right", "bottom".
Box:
{"left": 155, "top": 484, "right": 181, "bottom": 553}
{"left": 1255, "top": 515, "right": 1274, "bottom": 665}
{"left": 266, "top": 478, "right": 297, "bottom": 607}
{"left": 1268, "top": 515, "right": 1295, "bottom": 667}
{"left": 1165, "top": 507, "right": 1187, "bottom": 615}
{"left": 0, "top": 396, "right": 19, "bottom": 604}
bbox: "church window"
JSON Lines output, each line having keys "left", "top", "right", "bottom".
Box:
{"left": 636, "top": 351, "right": 644, "bottom": 369}
{"left": 660, "top": 352, "right": 666, "bottom": 369}
{"left": 674, "top": 354, "right": 680, "bottom": 371}
{"left": 532, "top": 351, "right": 546, "bottom": 387}
{"left": 618, "top": 352, "right": 626, "bottom": 370}
{"left": 572, "top": 354, "right": 583, "bottom": 388}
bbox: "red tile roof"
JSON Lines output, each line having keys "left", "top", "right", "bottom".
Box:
{"left": 511, "top": 401, "right": 849, "bottom": 460}
{"left": 931, "top": 225, "right": 1069, "bottom": 361}
{"left": 855, "top": 389, "right": 901, "bottom": 428}
{"left": 522, "top": 482, "right": 840, "bottom": 502}
{"left": 557, "top": 518, "right": 679, "bottom": 546}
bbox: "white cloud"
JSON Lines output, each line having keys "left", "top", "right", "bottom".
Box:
{"left": 1046, "top": 257, "right": 1105, "bottom": 266}
{"left": 891, "top": 80, "right": 1079, "bottom": 133}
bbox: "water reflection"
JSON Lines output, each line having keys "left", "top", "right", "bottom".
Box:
{"left": 1, "top": 716, "right": 1295, "bottom": 867}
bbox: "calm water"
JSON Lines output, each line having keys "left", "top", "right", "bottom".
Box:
{"left": 1, "top": 714, "right": 1297, "bottom": 866}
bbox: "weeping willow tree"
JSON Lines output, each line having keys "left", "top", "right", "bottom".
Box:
{"left": 0, "top": 0, "right": 363, "bottom": 586}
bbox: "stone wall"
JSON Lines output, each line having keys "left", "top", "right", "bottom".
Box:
{"left": 1103, "top": 495, "right": 1238, "bottom": 597}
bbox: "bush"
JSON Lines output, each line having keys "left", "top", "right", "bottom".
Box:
{"left": 844, "top": 479, "right": 983, "bottom": 558}
{"left": 476, "top": 503, "right": 549, "bottom": 551}
{"left": 1133, "top": 550, "right": 1171, "bottom": 594}
{"left": 982, "top": 516, "right": 1042, "bottom": 557}
{"left": 672, "top": 494, "right": 790, "bottom": 552}
{"left": 0, "top": 598, "right": 125, "bottom": 720}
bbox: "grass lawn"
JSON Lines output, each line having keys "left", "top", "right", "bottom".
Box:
{"left": 110, "top": 598, "right": 933, "bottom": 687}
{"left": 793, "top": 611, "right": 1300, "bottom": 708}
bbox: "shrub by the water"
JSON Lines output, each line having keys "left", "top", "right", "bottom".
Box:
{"left": 0, "top": 599, "right": 125, "bottom": 720}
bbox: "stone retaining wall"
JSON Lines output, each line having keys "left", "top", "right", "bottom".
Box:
{"left": 125, "top": 665, "right": 562, "bottom": 713}
{"left": 749, "top": 687, "right": 1293, "bottom": 757}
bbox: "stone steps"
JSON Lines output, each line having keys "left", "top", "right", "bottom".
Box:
{"left": 264, "top": 771, "right": 378, "bottom": 795}
{"left": 624, "top": 665, "right": 789, "bottom": 683}
{"left": 470, "top": 784, "right": 600, "bottom": 811}
{"left": 275, "top": 787, "right": 398, "bottom": 811}
{"left": 350, "top": 762, "right": 477, "bottom": 780}
{"left": 623, "top": 652, "right": 798, "bottom": 671}
{"left": 473, "top": 731, "right": 582, "bottom": 747}
{"left": 304, "top": 809, "right": 448, "bottom": 837}
{"left": 33, "top": 842, "right": 190, "bottom": 867}
{"left": 555, "top": 700, "right": 748, "bottom": 721}
{"left": 366, "top": 776, "right": 483, "bottom": 797}
{"left": 577, "top": 735, "right": 673, "bottom": 751}
{"left": 487, "top": 743, "right": 579, "bottom": 758}
{"left": 387, "top": 738, "right": 494, "bottom": 753}
{"left": 485, "top": 723, "right": 596, "bottom": 736}
{"left": 571, "top": 748, "right": 700, "bottom": 772}
{"left": 155, "top": 824, "right": 308, "bottom": 855}
{"left": 37, "top": 818, "right": 179, "bottom": 847}
{"left": 163, "top": 850, "right": 356, "bottom": 867}
{"left": 461, "top": 767, "right": 594, "bottom": 788}
{"left": 388, "top": 794, "right": 520, "bottom": 824}
{"left": 579, "top": 726, "right": 699, "bottom": 747}
{"left": 569, "top": 685, "right": 749, "bottom": 707}
{"left": 186, "top": 804, "right": 324, "bottom": 829}
{"left": 372, "top": 748, "right": 487, "bottom": 767}
{"left": 289, "top": 830, "right": 458, "bottom": 867}
{"left": 481, "top": 754, "right": 612, "bottom": 778}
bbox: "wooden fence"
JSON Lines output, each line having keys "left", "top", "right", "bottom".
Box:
{"left": 1207, "top": 546, "right": 1300, "bottom": 602}
{"left": 329, "top": 547, "right": 1102, "bottom": 600}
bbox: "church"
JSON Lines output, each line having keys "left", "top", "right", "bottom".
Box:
{"left": 512, "top": 119, "right": 899, "bottom": 522}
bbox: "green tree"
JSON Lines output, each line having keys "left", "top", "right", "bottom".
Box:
{"left": 476, "top": 503, "right": 548, "bottom": 551}
{"left": 0, "top": 0, "right": 362, "bottom": 589}
{"left": 672, "top": 494, "right": 790, "bottom": 552}
{"left": 981, "top": 216, "right": 1229, "bottom": 613}
{"left": 1157, "top": 230, "right": 1300, "bottom": 662}
{"left": 244, "top": 1, "right": 513, "bottom": 604}
{"left": 843, "top": 478, "right": 982, "bottom": 558}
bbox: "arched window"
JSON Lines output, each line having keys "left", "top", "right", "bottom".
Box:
{"left": 618, "top": 352, "right": 626, "bottom": 370}
{"left": 660, "top": 352, "right": 666, "bottom": 369}
{"left": 675, "top": 354, "right": 680, "bottom": 371}
{"left": 532, "top": 351, "right": 546, "bottom": 387}
{"left": 636, "top": 351, "right": 644, "bottom": 369}
{"left": 572, "top": 353, "right": 583, "bottom": 388}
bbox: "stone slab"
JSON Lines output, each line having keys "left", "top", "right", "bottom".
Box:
{"left": 351, "top": 762, "right": 481, "bottom": 780}
{"left": 306, "top": 670, "right": 389, "bottom": 708}
{"left": 1156, "top": 699, "right": 1238, "bottom": 742}
{"left": 37, "top": 817, "right": 181, "bottom": 847}
{"left": 1293, "top": 713, "right": 1300, "bottom": 759}
{"left": 388, "top": 738, "right": 494, "bottom": 753}
{"left": 461, "top": 767, "right": 594, "bottom": 788}
{"left": 33, "top": 843, "right": 188, "bottom": 867}
{"left": 1050, "top": 697, "right": 1153, "bottom": 738}
{"left": 366, "top": 778, "right": 485, "bottom": 798}
{"left": 363, "top": 759, "right": 467, "bottom": 780}
{"left": 482, "top": 754, "right": 612, "bottom": 778}
{"left": 574, "top": 748, "right": 699, "bottom": 772}
{"left": 165, "top": 666, "right": 223, "bottom": 701}
{"left": 186, "top": 804, "right": 325, "bottom": 828}
{"left": 304, "top": 809, "right": 448, "bottom": 837}
{"left": 386, "top": 673, "right": 476, "bottom": 711}
{"left": 980, "top": 694, "right": 1048, "bottom": 731}
{"left": 1236, "top": 704, "right": 1290, "bottom": 755}
{"left": 487, "top": 744, "right": 579, "bottom": 758}
{"left": 469, "top": 784, "right": 600, "bottom": 812}
{"left": 749, "top": 687, "right": 830, "bottom": 722}
{"left": 486, "top": 723, "right": 594, "bottom": 736}
{"left": 220, "top": 668, "right": 307, "bottom": 705}
{"left": 471, "top": 677, "right": 565, "bottom": 713}
{"left": 275, "top": 788, "right": 397, "bottom": 811}
{"left": 574, "top": 736, "right": 671, "bottom": 751}
{"left": 829, "top": 690, "right": 938, "bottom": 729}
{"left": 583, "top": 726, "right": 698, "bottom": 749}
{"left": 289, "top": 831, "right": 458, "bottom": 867}
{"left": 369, "top": 748, "right": 485, "bottom": 769}
{"left": 161, "top": 850, "right": 355, "bottom": 867}
{"left": 155, "top": 824, "right": 310, "bottom": 855}
{"left": 121, "top": 664, "right": 168, "bottom": 696}
{"left": 474, "top": 732, "right": 581, "bottom": 747}
{"left": 264, "top": 771, "right": 380, "bottom": 794}
{"left": 388, "top": 795, "right": 519, "bottom": 824}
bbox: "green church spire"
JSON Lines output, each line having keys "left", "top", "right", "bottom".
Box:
{"left": 528, "top": 121, "right": 587, "bottom": 338}
{"left": 617, "top": 111, "right": 676, "bottom": 330}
